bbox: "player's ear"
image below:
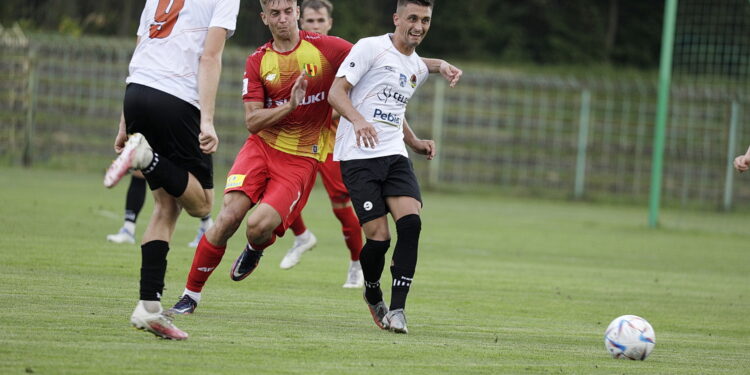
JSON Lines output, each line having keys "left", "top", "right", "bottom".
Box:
{"left": 393, "top": 13, "right": 399, "bottom": 27}
{"left": 260, "top": 12, "right": 269, "bottom": 26}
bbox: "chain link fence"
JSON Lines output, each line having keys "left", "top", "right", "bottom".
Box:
{"left": 1, "top": 25, "right": 749, "bottom": 209}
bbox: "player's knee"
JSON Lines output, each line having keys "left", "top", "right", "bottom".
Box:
{"left": 214, "top": 207, "right": 245, "bottom": 236}
{"left": 185, "top": 203, "right": 211, "bottom": 218}
{"left": 245, "top": 217, "right": 275, "bottom": 243}
{"left": 396, "top": 214, "right": 421, "bottom": 235}
{"left": 360, "top": 238, "right": 391, "bottom": 262}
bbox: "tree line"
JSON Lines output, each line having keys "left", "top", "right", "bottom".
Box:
{"left": 2, "top": 0, "right": 665, "bottom": 68}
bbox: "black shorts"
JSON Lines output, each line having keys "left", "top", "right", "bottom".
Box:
{"left": 340, "top": 155, "right": 422, "bottom": 225}
{"left": 123, "top": 83, "right": 213, "bottom": 189}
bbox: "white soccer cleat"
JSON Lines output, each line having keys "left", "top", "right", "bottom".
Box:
{"left": 188, "top": 218, "right": 213, "bottom": 247}
{"left": 130, "top": 300, "right": 188, "bottom": 340}
{"left": 279, "top": 231, "right": 317, "bottom": 270}
{"left": 383, "top": 309, "right": 408, "bottom": 334}
{"left": 106, "top": 227, "right": 136, "bottom": 244}
{"left": 103, "top": 133, "right": 153, "bottom": 188}
{"left": 343, "top": 260, "right": 364, "bottom": 288}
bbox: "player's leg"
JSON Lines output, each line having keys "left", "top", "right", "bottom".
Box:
{"left": 107, "top": 173, "right": 146, "bottom": 244}
{"left": 320, "top": 157, "right": 364, "bottom": 287}
{"left": 130, "top": 188, "right": 188, "bottom": 340}
{"left": 232, "top": 148, "right": 318, "bottom": 280}
{"left": 380, "top": 156, "right": 424, "bottom": 334}
{"left": 360, "top": 216, "right": 391, "bottom": 329}
{"left": 279, "top": 173, "right": 318, "bottom": 270}
{"left": 189, "top": 213, "right": 214, "bottom": 248}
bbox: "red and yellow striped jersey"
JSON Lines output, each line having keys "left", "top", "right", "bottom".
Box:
{"left": 242, "top": 31, "right": 352, "bottom": 161}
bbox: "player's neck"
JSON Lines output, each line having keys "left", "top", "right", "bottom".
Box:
{"left": 272, "top": 30, "right": 301, "bottom": 53}
{"left": 389, "top": 34, "right": 416, "bottom": 56}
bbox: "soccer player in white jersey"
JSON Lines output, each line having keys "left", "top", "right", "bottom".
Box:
{"left": 103, "top": 0, "right": 239, "bottom": 340}
{"left": 328, "top": 0, "right": 461, "bottom": 334}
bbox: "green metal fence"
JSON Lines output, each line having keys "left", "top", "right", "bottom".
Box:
{"left": 1, "top": 26, "right": 749, "bottom": 209}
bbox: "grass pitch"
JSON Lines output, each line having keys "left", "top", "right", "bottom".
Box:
{"left": 0, "top": 167, "right": 748, "bottom": 374}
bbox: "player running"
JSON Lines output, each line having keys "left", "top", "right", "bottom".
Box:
{"left": 328, "top": 0, "right": 461, "bottom": 334}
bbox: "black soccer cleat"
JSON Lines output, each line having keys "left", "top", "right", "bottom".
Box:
{"left": 167, "top": 294, "right": 198, "bottom": 315}
{"left": 230, "top": 247, "right": 264, "bottom": 281}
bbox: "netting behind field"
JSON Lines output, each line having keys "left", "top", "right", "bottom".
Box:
{"left": 1, "top": 3, "right": 749, "bottom": 209}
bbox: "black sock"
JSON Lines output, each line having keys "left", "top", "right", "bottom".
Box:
{"left": 141, "top": 152, "right": 189, "bottom": 197}
{"left": 125, "top": 175, "right": 147, "bottom": 223}
{"left": 359, "top": 238, "right": 390, "bottom": 305}
{"left": 390, "top": 214, "right": 421, "bottom": 310}
{"left": 139, "top": 240, "right": 170, "bottom": 301}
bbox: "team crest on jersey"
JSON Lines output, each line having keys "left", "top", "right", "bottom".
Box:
{"left": 225, "top": 174, "right": 246, "bottom": 189}
{"left": 304, "top": 64, "right": 319, "bottom": 77}
{"left": 399, "top": 74, "right": 407, "bottom": 87}
{"left": 410, "top": 74, "right": 417, "bottom": 88}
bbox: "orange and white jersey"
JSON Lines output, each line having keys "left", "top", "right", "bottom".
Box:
{"left": 127, "top": 0, "right": 239, "bottom": 109}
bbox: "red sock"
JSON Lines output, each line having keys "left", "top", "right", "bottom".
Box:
{"left": 249, "top": 235, "right": 277, "bottom": 252}
{"left": 186, "top": 236, "right": 226, "bottom": 293}
{"left": 333, "top": 206, "right": 363, "bottom": 261}
{"left": 289, "top": 215, "right": 307, "bottom": 236}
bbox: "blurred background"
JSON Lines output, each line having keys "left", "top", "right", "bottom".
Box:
{"left": 1, "top": 0, "right": 749, "bottom": 213}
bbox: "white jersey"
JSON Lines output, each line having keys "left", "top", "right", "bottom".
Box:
{"left": 126, "top": 0, "right": 239, "bottom": 109}
{"left": 333, "top": 34, "right": 429, "bottom": 161}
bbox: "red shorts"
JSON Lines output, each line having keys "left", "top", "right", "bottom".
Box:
{"left": 225, "top": 135, "right": 318, "bottom": 237}
{"left": 317, "top": 153, "right": 350, "bottom": 204}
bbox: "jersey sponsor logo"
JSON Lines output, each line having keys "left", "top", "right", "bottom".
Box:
{"left": 225, "top": 174, "right": 246, "bottom": 189}
{"left": 376, "top": 86, "right": 409, "bottom": 106}
{"left": 410, "top": 74, "right": 417, "bottom": 88}
{"left": 372, "top": 108, "right": 402, "bottom": 127}
{"left": 149, "top": 0, "right": 185, "bottom": 39}
{"left": 304, "top": 64, "right": 318, "bottom": 77}
{"left": 265, "top": 91, "right": 326, "bottom": 108}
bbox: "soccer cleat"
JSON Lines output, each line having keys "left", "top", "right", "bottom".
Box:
{"left": 106, "top": 227, "right": 136, "bottom": 244}
{"left": 363, "top": 292, "right": 389, "bottom": 330}
{"left": 103, "top": 133, "right": 153, "bottom": 188}
{"left": 343, "top": 260, "right": 364, "bottom": 288}
{"left": 230, "top": 246, "right": 264, "bottom": 281}
{"left": 279, "top": 232, "right": 317, "bottom": 269}
{"left": 383, "top": 309, "right": 408, "bottom": 334}
{"left": 167, "top": 295, "right": 198, "bottom": 315}
{"left": 130, "top": 301, "right": 188, "bottom": 340}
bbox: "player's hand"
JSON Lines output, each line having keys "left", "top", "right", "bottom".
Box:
{"left": 409, "top": 139, "right": 436, "bottom": 160}
{"left": 354, "top": 119, "right": 378, "bottom": 149}
{"left": 734, "top": 154, "right": 749, "bottom": 172}
{"left": 114, "top": 129, "right": 127, "bottom": 153}
{"left": 199, "top": 122, "right": 219, "bottom": 154}
{"left": 289, "top": 73, "right": 309, "bottom": 109}
{"left": 439, "top": 61, "right": 462, "bottom": 88}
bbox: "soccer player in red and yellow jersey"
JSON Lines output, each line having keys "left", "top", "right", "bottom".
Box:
{"left": 278, "top": 0, "right": 366, "bottom": 290}
{"left": 169, "top": 0, "right": 352, "bottom": 314}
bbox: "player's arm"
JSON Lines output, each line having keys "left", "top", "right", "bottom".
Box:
{"left": 403, "top": 118, "right": 435, "bottom": 160}
{"left": 329, "top": 76, "right": 378, "bottom": 148}
{"left": 196, "top": 27, "right": 229, "bottom": 155}
{"left": 115, "top": 36, "right": 142, "bottom": 153}
{"left": 245, "top": 73, "right": 308, "bottom": 134}
{"left": 420, "top": 58, "right": 463, "bottom": 88}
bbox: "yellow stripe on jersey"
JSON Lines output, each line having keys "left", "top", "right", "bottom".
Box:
{"left": 296, "top": 40, "right": 323, "bottom": 77}
{"left": 260, "top": 52, "right": 280, "bottom": 84}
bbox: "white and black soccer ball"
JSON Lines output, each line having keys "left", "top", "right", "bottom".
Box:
{"left": 603, "top": 315, "right": 656, "bottom": 360}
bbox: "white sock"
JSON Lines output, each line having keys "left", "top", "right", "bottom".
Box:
{"left": 350, "top": 260, "right": 361, "bottom": 270}
{"left": 200, "top": 216, "right": 213, "bottom": 231}
{"left": 296, "top": 229, "right": 310, "bottom": 242}
{"left": 123, "top": 221, "right": 136, "bottom": 234}
{"left": 182, "top": 289, "right": 201, "bottom": 303}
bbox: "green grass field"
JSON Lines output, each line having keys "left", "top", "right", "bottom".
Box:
{"left": 1, "top": 167, "right": 748, "bottom": 374}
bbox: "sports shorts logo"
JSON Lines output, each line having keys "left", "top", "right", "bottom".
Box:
{"left": 363, "top": 201, "right": 373, "bottom": 211}
{"left": 225, "top": 174, "right": 246, "bottom": 189}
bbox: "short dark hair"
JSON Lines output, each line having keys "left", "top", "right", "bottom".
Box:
{"left": 397, "top": 0, "right": 433, "bottom": 9}
{"left": 301, "top": 0, "right": 333, "bottom": 16}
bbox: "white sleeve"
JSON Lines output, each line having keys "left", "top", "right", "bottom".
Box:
{"left": 136, "top": 0, "right": 153, "bottom": 37}
{"left": 210, "top": 0, "right": 240, "bottom": 38}
{"left": 335, "top": 38, "right": 376, "bottom": 87}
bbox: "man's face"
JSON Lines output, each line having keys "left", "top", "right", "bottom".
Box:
{"left": 261, "top": 0, "right": 300, "bottom": 40}
{"left": 393, "top": 3, "right": 432, "bottom": 49}
{"left": 300, "top": 7, "right": 332, "bottom": 35}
